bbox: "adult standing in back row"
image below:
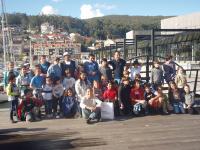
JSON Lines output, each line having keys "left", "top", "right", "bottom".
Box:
{"left": 60, "top": 52, "right": 77, "bottom": 78}
{"left": 109, "top": 51, "right": 126, "bottom": 84}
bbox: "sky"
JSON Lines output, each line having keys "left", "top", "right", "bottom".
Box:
{"left": 4, "top": 0, "right": 200, "bottom": 19}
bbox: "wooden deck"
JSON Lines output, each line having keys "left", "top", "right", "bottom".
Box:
{"left": 0, "top": 109, "right": 200, "bottom": 150}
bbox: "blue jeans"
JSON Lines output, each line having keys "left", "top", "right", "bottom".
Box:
{"left": 82, "top": 108, "right": 101, "bottom": 120}
{"left": 53, "top": 97, "right": 62, "bottom": 115}
{"left": 45, "top": 100, "right": 53, "bottom": 115}
{"left": 9, "top": 99, "right": 18, "bottom": 120}
{"left": 76, "top": 101, "right": 82, "bottom": 117}
{"left": 173, "top": 102, "right": 185, "bottom": 114}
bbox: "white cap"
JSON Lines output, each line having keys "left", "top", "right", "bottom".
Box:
{"left": 63, "top": 52, "right": 70, "bottom": 56}
{"left": 24, "top": 63, "right": 30, "bottom": 66}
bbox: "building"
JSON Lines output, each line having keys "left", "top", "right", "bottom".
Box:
{"left": 126, "top": 30, "right": 151, "bottom": 39}
{"left": 41, "top": 22, "right": 54, "bottom": 34}
{"left": 104, "top": 39, "right": 115, "bottom": 47}
{"left": 161, "top": 12, "right": 200, "bottom": 30}
{"left": 160, "top": 12, "right": 200, "bottom": 61}
{"left": 30, "top": 33, "right": 81, "bottom": 59}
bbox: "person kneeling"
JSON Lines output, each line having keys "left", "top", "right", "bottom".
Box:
{"left": 18, "top": 89, "right": 35, "bottom": 122}
{"left": 80, "top": 88, "right": 102, "bottom": 124}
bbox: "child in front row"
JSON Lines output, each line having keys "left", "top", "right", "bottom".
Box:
{"left": 168, "top": 81, "right": 185, "bottom": 114}
{"left": 145, "top": 84, "right": 169, "bottom": 114}
{"left": 183, "top": 84, "right": 200, "bottom": 114}
{"left": 130, "top": 80, "right": 146, "bottom": 115}
{"left": 6, "top": 73, "right": 20, "bottom": 123}
{"left": 103, "top": 81, "right": 119, "bottom": 116}
{"left": 62, "top": 88, "right": 77, "bottom": 118}
{"left": 18, "top": 89, "right": 35, "bottom": 122}
{"left": 118, "top": 77, "right": 132, "bottom": 115}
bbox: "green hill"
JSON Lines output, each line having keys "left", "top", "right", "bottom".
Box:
{"left": 6, "top": 13, "right": 173, "bottom": 39}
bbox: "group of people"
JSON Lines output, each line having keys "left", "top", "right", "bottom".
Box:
{"left": 3, "top": 51, "right": 200, "bottom": 124}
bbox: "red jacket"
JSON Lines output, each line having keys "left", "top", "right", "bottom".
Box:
{"left": 130, "top": 87, "right": 144, "bottom": 104}
{"left": 103, "top": 88, "right": 117, "bottom": 102}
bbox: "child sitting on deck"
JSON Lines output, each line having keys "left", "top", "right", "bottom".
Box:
{"left": 62, "top": 88, "right": 77, "bottom": 118}
{"left": 145, "top": 84, "right": 169, "bottom": 115}
{"left": 130, "top": 80, "right": 146, "bottom": 115}
{"left": 103, "top": 81, "right": 119, "bottom": 116}
{"left": 183, "top": 84, "right": 200, "bottom": 114}
{"left": 168, "top": 81, "right": 185, "bottom": 114}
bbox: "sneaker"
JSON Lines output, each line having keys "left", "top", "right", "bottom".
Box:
{"left": 46, "top": 114, "right": 51, "bottom": 119}
{"left": 59, "top": 113, "right": 63, "bottom": 118}
{"left": 162, "top": 111, "right": 170, "bottom": 115}
{"left": 86, "top": 118, "right": 92, "bottom": 124}
{"left": 35, "top": 117, "right": 41, "bottom": 121}
{"left": 56, "top": 115, "right": 60, "bottom": 119}
{"left": 97, "top": 118, "right": 101, "bottom": 123}
{"left": 10, "top": 120, "right": 17, "bottom": 124}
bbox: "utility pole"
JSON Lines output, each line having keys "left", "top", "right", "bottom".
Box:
{"left": 29, "top": 38, "right": 33, "bottom": 68}
{"left": 1, "top": 0, "right": 7, "bottom": 70}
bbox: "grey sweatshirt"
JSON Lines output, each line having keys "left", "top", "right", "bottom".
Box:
{"left": 151, "top": 67, "right": 164, "bottom": 84}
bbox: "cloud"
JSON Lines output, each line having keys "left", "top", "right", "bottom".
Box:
{"left": 40, "top": 5, "right": 57, "bottom": 15}
{"left": 94, "top": 3, "right": 116, "bottom": 10}
{"left": 52, "top": 0, "right": 63, "bottom": 2}
{"left": 80, "top": 4, "right": 104, "bottom": 19}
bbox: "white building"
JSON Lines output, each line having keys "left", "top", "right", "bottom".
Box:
{"left": 126, "top": 30, "right": 151, "bottom": 39}
{"left": 41, "top": 22, "right": 54, "bottom": 34}
{"left": 161, "top": 12, "right": 200, "bottom": 34}
{"left": 104, "top": 39, "right": 115, "bottom": 47}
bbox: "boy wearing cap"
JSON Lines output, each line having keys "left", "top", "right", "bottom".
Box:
{"left": 60, "top": 52, "right": 77, "bottom": 78}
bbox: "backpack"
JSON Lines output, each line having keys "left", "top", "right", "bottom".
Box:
{"left": 133, "top": 103, "right": 143, "bottom": 115}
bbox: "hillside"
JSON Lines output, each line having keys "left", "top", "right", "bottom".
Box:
{"left": 6, "top": 13, "right": 173, "bottom": 39}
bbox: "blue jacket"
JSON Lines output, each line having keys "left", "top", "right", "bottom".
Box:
{"left": 39, "top": 61, "right": 50, "bottom": 74}
{"left": 84, "top": 61, "right": 100, "bottom": 82}
{"left": 62, "top": 96, "right": 76, "bottom": 116}
{"left": 47, "top": 64, "right": 62, "bottom": 80}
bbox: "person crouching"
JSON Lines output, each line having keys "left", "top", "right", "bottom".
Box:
{"left": 80, "top": 87, "right": 102, "bottom": 124}
{"left": 18, "top": 89, "right": 35, "bottom": 122}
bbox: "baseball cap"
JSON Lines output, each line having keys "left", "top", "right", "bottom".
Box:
{"left": 63, "top": 52, "right": 70, "bottom": 56}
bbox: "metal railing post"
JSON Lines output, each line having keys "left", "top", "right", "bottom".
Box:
{"left": 146, "top": 55, "right": 150, "bottom": 83}
{"left": 109, "top": 45, "right": 111, "bottom": 60}
{"left": 193, "top": 69, "right": 199, "bottom": 94}
{"left": 151, "top": 29, "right": 155, "bottom": 61}
{"left": 123, "top": 39, "right": 126, "bottom": 60}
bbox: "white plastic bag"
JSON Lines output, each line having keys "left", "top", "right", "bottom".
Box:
{"left": 101, "top": 102, "right": 114, "bottom": 120}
